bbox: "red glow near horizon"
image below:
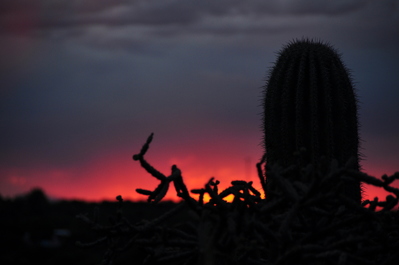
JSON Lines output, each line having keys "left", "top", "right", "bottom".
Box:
{"left": 1, "top": 155, "right": 396, "bottom": 205}
{"left": 0, "top": 134, "right": 397, "bottom": 205}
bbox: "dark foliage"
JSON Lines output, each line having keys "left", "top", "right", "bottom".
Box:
{"left": 77, "top": 134, "right": 399, "bottom": 265}
{"left": 0, "top": 189, "right": 178, "bottom": 265}
{"left": 77, "top": 40, "right": 398, "bottom": 264}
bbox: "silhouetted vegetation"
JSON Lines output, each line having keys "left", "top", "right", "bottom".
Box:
{"left": 263, "top": 39, "right": 361, "bottom": 203}
{"left": 75, "top": 40, "right": 399, "bottom": 264}
{"left": 76, "top": 134, "right": 399, "bottom": 265}
{"left": 0, "top": 188, "right": 179, "bottom": 265}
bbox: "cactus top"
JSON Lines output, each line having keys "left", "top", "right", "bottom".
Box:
{"left": 263, "top": 39, "right": 360, "bottom": 170}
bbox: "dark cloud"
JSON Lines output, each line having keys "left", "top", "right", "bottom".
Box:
{"left": 2, "top": 0, "right": 397, "bottom": 51}
{"left": 0, "top": 0, "right": 368, "bottom": 30}
{"left": 0, "top": 0, "right": 379, "bottom": 33}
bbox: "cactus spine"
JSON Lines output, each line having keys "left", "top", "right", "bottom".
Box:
{"left": 263, "top": 39, "right": 361, "bottom": 203}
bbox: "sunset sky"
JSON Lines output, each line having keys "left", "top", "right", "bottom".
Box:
{"left": 1, "top": 0, "right": 398, "bottom": 202}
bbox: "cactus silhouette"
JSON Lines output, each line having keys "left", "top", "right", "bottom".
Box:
{"left": 263, "top": 39, "right": 361, "bottom": 203}
{"left": 77, "top": 40, "right": 399, "bottom": 265}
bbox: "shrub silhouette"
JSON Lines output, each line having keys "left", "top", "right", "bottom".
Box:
{"left": 77, "top": 40, "right": 399, "bottom": 265}
{"left": 263, "top": 39, "right": 361, "bottom": 203}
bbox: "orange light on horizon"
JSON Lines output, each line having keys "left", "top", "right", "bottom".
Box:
{"left": 0, "top": 144, "right": 397, "bottom": 206}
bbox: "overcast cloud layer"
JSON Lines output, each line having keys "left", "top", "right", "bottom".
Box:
{"left": 1, "top": 0, "right": 398, "bottom": 199}
{"left": 1, "top": 0, "right": 399, "bottom": 47}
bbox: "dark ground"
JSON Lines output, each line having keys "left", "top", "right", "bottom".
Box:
{"left": 0, "top": 189, "right": 179, "bottom": 265}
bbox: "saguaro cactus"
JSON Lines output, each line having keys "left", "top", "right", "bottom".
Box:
{"left": 263, "top": 39, "right": 361, "bottom": 203}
